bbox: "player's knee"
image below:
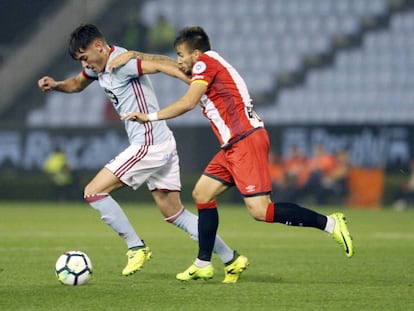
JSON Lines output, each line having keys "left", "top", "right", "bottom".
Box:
{"left": 192, "top": 187, "right": 211, "bottom": 204}
{"left": 83, "top": 184, "right": 93, "bottom": 198}
{"left": 246, "top": 204, "right": 267, "bottom": 222}
{"left": 84, "top": 193, "right": 109, "bottom": 203}
{"left": 83, "top": 183, "right": 107, "bottom": 202}
{"left": 250, "top": 211, "right": 266, "bottom": 222}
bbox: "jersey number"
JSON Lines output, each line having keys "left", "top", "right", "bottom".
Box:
{"left": 246, "top": 106, "right": 260, "bottom": 120}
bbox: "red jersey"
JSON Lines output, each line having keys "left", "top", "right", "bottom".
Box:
{"left": 191, "top": 51, "right": 264, "bottom": 147}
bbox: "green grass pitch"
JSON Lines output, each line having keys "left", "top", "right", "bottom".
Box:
{"left": 0, "top": 201, "right": 413, "bottom": 310}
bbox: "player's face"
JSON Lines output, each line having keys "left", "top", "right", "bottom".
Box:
{"left": 75, "top": 39, "right": 107, "bottom": 73}
{"left": 175, "top": 43, "right": 199, "bottom": 76}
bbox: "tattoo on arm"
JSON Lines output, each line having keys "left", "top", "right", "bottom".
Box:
{"left": 134, "top": 51, "right": 175, "bottom": 62}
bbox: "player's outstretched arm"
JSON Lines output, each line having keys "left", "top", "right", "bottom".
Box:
{"left": 140, "top": 59, "right": 191, "bottom": 84}
{"left": 125, "top": 51, "right": 177, "bottom": 62}
{"left": 109, "top": 51, "right": 191, "bottom": 85}
{"left": 38, "top": 72, "right": 93, "bottom": 93}
{"left": 109, "top": 51, "right": 174, "bottom": 70}
{"left": 121, "top": 82, "right": 206, "bottom": 123}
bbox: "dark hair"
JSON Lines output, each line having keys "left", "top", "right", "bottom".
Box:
{"left": 68, "top": 23, "right": 104, "bottom": 59}
{"left": 173, "top": 26, "right": 211, "bottom": 52}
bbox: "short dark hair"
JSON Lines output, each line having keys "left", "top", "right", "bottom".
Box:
{"left": 173, "top": 26, "right": 211, "bottom": 52}
{"left": 68, "top": 23, "right": 104, "bottom": 59}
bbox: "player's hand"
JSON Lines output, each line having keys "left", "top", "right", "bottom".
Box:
{"left": 109, "top": 51, "right": 136, "bottom": 73}
{"left": 120, "top": 111, "right": 149, "bottom": 123}
{"left": 38, "top": 76, "right": 57, "bottom": 92}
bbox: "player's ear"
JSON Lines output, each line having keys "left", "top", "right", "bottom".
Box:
{"left": 192, "top": 49, "right": 203, "bottom": 61}
{"left": 193, "top": 49, "right": 202, "bottom": 58}
{"left": 94, "top": 39, "right": 105, "bottom": 51}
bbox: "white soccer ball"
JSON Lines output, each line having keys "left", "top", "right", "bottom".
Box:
{"left": 55, "top": 250, "right": 93, "bottom": 286}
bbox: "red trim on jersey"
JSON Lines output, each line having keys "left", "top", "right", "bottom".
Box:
{"left": 137, "top": 59, "right": 143, "bottom": 76}
{"left": 265, "top": 202, "right": 275, "bottom": 222}
{"left": 131, "top": 78, "right": 154, "bottom": 145}
{"left": 114, "top": 145, "right": 149, "bottom": 178}
{"left": 196, "top": 201, "right": 217, "bottom": 210}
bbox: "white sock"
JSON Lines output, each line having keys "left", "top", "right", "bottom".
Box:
{"left": 88, "top": 194, "right": 144, "bottom": 249}
{"left": 165, "top": 207, "right": 234, "bottom": 263}
{"left": 194, "top": 258, "right": 210, "bottom": 268}
{"left": 324, "top": 215, "right": 335, "bottom": 234}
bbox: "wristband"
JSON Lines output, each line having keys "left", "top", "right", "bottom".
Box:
{"left": 147, "top": 112, "right": 159, "bottom": 121}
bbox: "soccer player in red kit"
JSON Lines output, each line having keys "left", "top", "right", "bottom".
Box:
{"left": 113, "top": 26, "right": 354, "bottom": 283}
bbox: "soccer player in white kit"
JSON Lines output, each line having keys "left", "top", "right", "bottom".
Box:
{"left": 38, "top": 23, "right": 244, "bottom": 281}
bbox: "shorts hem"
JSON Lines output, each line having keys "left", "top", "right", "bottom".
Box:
{"left": 241, "top": 191, "right": 272, "bottom": 198}
{"left": 150, "top": 188, "right": 181, "bottom": 193}
{"left": 203, "top": 173, "right": 234, "bottom": 187}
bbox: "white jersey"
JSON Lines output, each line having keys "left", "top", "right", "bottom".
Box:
{"left": 83, "top": 45, "right": 172, "bottom": 145}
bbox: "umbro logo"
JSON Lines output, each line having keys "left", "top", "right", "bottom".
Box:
{"left": 245, "top": 185, "right": 256, "bottom": 193}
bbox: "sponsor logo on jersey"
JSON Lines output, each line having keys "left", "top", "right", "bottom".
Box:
{"left": 192, "top": 74, "right": 205, "bottom": 81}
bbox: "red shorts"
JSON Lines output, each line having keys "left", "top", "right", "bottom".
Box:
{"left": 204, "top": 128, "right": 272, "bottom": 196}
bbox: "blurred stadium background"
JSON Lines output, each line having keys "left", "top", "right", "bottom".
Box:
{"left": 0, "top": 0, "right": 413, "bottom": 206}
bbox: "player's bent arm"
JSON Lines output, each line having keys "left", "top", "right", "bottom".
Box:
{"left": 121, "top": 82, "right": 206, "bottom": 123}
{"left": 131, "top": 51, "right": 175, "bottom": 63}
{"left": 109, "top": 51, "right": 190, "bottom": 84}
{"left": 108, "top": 51, "right": 136, "bottom": 71}
{"left": 109, "top": 51, "right": 178, "bottom": 72}
{"left": 156, "top": 82, "right": 206, "bottom": 120}
{"left": 140, "top": 59, "right": 191, "bottom": 84}
{"left": 53, "top": 72, "right": 93, "bottom": 93}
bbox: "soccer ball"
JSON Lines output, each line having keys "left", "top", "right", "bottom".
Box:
{"left": 55, "top": 251, "right": 93, "bottom": 286}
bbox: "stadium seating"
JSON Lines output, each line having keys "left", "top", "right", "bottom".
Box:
{"left": 141, "top": 0, "right": 414, "bottom": 125}
{"left": 141, "top": 0, "right": 386, "bottom": 91}
{"left": 261, "top": 9, "right": 414, "bottom": 123}
{"left": 26, "top": 0, "right": 414, "bottom": 126}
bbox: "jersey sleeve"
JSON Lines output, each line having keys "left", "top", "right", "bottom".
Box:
{"left": 117, "top": 58, "right": 142, "bottom": 80}
{"left": 191, "top": 55, "right": 215, "bottom": 86}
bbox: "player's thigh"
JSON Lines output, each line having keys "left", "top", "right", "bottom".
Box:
{"left": 84, "top": 167, "right": 124, "bottom": 195}
{"left": 106, "top": 142, "right": 175, "bottom": 192}
{"left": 146, "top": 147, "right": 181, "bottom": 192}
{"left": 228, "top": 130, "right": 272, "bottom": 196}
{"left": 151, "top": 191, "right": 183, "bottom": 218}
{"left": 193, "top": 174, "right": 228, "bottom": 203}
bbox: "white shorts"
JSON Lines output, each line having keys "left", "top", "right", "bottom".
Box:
{"left": 105, "top": 135, "right": 181, "bottom": 191}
